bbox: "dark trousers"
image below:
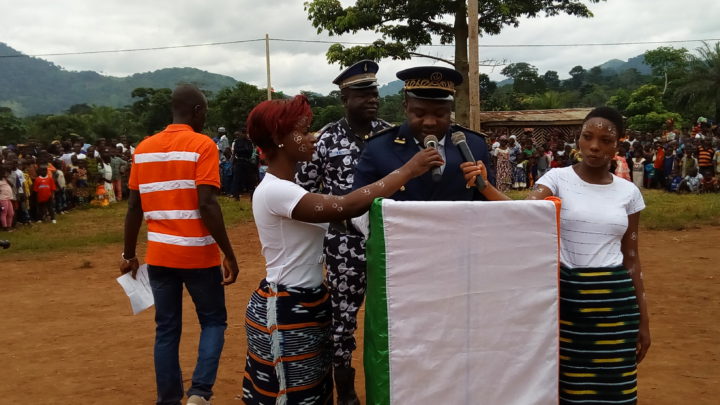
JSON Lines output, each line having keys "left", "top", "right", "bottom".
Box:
{"left": 148, "top": 265, "right": 227, "bottom": 405}
{"left": 37, "top": 200, "right": 54, "bottom": 221}
{"left": 231, "top": 160, "right": 257, "bottom": 197}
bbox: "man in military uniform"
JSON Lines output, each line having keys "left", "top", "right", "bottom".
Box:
{"left": 295, "top": 60, "right": 390, "bottom": 404}
{"left": 353, "top": 66, "right": 494, "bottom": 200}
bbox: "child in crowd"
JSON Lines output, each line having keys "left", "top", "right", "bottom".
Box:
{"left": 0, "top": 166, "right": 15, "bottom": 231}
{"left": 220, "top": 148, "right": 233, "bottom": 195}
{"left": 33, "top": 164, "right": 56, "bottom": 223}
{"left": 700, "top": 171, "right": 718, "bottom": 193}
{"left": 613, "top": 144, "right": 631, "bottom": 181}
{"left": 74, "top": 159, "right": 89, "bottom": 204}
{"left": 53, "top": 159, "right": 67, "bottom": 214}
{"left": 512, "top": 154, "right": 528, "bottom": 190}
{"left": 680, "top": 148, "right": 698, "bottom": 178}
{"left": 678, "top": 167, "right": 703, "bottom": 194}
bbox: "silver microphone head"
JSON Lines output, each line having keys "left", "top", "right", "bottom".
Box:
{"left": 423, "top": 134, "right": 439, "bottom": 148}
{"left": 450, "top": 131, "right": 466, "bottom": 145}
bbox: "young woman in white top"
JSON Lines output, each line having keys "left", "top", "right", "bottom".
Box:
{"left": 461, "top": 107, "right": 650, "bottom": 405}
{"left": 240, "top": 95, "right": 442, "bottom": 405}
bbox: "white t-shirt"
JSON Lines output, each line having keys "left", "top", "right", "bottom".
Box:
{"left": 537, "top": 166, "right": 645, "bottom": 268}
{"left": 252, "top": 173, "right": 329, "bottom": 288}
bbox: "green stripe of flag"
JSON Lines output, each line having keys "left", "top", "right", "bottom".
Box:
{"left": 364, "top": 198, "right": 391, "bottom": 405}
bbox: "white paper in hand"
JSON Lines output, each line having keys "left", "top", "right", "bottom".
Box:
{"left": 116, "top": 264, "right": 154, "bottom": 315}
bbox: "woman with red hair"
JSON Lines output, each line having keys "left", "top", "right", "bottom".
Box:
{"left": 241, "top": 95, "right": 442, "bottom": 405}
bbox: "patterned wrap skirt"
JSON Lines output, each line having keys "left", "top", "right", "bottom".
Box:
{"left": 559, "top": 265, "right": 640, "bottom": 405}
{"left": 242, "top": 280, "right": 333, "bottom": 405}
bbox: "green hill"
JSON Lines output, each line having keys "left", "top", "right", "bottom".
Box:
{"left": 0, "top": 43, "right": 237, "bottom": 116}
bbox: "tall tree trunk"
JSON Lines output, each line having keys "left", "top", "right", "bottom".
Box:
{"left": 454, "top": 1, "right": 469, "bottom": 126}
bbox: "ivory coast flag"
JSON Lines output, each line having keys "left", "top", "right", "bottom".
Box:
{"left": 364, "top": 198, "right": 560, "bottom": 405}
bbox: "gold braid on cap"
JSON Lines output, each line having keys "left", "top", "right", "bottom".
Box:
{"left": 403, "top": 78, "right": 456, "bottom": 93}
{"left": 339, "top": 73, "right": 377, "bottom": 89}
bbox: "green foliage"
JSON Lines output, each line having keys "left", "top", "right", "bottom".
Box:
{"left": 378, "top": 93, "right": 406, "bottom": 124}
{"left": 501, "top": 62, "right": 545, "bottom": 94}
{"left": 622, "top": 84, "right": 682, "bottom": 133}
{"left": 305, "top": 0, "right": 601, "bottom": 123}
{"left": 131, "top": 87, "right": 173, "bottom": 136}
{"left": 543, "top": 70, "right": 561, "bottom": 90}
{"left": 0, "top": 107, "right": 27, "bottom": 144}
{"left": 643, "top": 46, "right": 689, "bottom": 93}
{"left": 525, "top": 91, "right": 577, "bottom": 109}
{"left": 207, "top": 82, "right": 268, "bottom": 134}
{"left": 674, "top": 42, "right": 720, "bottom": 121}
{"left": 29, "top": 114, "right": 88, "bottom": 143}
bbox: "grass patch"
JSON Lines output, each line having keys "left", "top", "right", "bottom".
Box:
{"left": 2, "top": 196, "right": 253, "bottom": 255}
{"left": 640, "top": 190, "right": 720, "bottom": 230}
{"left": 504, "top": 188, "right": 719, "bottom": 231}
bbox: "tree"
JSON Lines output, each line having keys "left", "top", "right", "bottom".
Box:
{"left": 674, "top": 42, "right": 720, "bottom": 121}
{"left": 30, "top": 114, "right": 88, "bottom": 143}
{"left": 208, "top": 82, "right": 268, "bottom": 133}
{"left": 643, "top": 46, "right": 688, "bottom": 95}
{"left": 130, "top": 87, "right": 173, "bottom": 135}
{"left": 479, "top": 73, "right": 497, "bottom": 103}
{"left": 0, "top": 107, "right": 27, "bottom": 144}
{"left": 526, "top": 91, "right": 570, "bottom": 109}
{"left": 305, "top": 0, "right": 601, "bottom": 125}
{"left": 623, "top": 84, "right": 681, "bottom": 133}
{"left": 566, "top": 65, "right": 587, "bottom": 89}
{"left": 587, "top": 66, "right": 604, "bottom": 85}
{"left": 501, "top": 62, "right": 545, "bottom": 94}
{"left": 543, "top": 70, "right": 560, "bottom": 90}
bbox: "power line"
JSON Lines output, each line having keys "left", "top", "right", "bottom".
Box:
{"left": 1, "top": 37, "right": 718, "bottom": 58}
{"left": 0, "top": 38, "right": 265, "bottom": 58}
{"left": 477, "top": 38, "right": 720, "bottom": 48}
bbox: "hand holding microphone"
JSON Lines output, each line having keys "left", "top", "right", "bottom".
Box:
{"left": 423, "top": 135, "right": 443, "bottom": 183}
{"left": 451, "top": 131, "right": 486, "bottom": 191}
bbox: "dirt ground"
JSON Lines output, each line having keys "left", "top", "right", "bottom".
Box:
{"left": 0, "top": 220, "right": 718, "bottom": 404}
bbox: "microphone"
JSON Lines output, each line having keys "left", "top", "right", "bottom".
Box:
{"left": 451, "top": 131, "right": 486, "bottom": 190}
{"left": 423, "top": 134, "right": 443, "bottom": 183}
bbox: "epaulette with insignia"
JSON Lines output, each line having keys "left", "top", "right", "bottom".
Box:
{"left": 366, "top": 125, "right": 398, "bottom": 142}
{"left": 451, "top": 124, "right": 487, "bottom": 138}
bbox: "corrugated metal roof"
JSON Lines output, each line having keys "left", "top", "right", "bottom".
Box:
{"left": 477, "top": 108, "right": 593, "bottom": 124}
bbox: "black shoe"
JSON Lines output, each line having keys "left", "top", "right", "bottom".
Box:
{"left": 334, "top": 366, "right": 360, "bottom": 405}
{"left": 0, "top": 240, "right": 10, "bottom": 249}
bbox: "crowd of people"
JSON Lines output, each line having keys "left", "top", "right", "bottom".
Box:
{"left": 0, "top": 137, "right": 133, "bottom": 231}
{"left": 483, "top": 121, "right": 720, "bottom": 194}
{"left": 0, "top": 125, "right": 271, "bottom": 233}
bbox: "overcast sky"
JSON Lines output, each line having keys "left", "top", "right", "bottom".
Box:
{"left": 1, "top": 0, "right": 719, "bottom": 96}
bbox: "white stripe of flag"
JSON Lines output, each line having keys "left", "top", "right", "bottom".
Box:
{"left": 139, "top": 180, "right": 196, "bottom": 194}
{"left": 134, "top": 151, "right": 200, "bottom": 163}
{"left": 147, "top": 232, "right": 216, "bottom": 247}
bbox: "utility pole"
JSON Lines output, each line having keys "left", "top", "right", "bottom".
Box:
{"left": 467, "top": 0, "right": 481, "bottom": 131}
{"left": 265, "top": 33, "right": 272, "bottom": 100}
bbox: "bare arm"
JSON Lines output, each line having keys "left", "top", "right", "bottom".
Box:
{"left": 460, "top": 160, "right": 556, "bottom": 201}
{"left": 120, "top": 190, "right": 143, "bottom": 277}
{"left": 621, "top": 212, "right": 651, "bottom": 363}
{"left": 198, "top": 185, "right": 239, "bottom": 285}
{"left": 291, "top": 148, "right": 443, "bottom": 223}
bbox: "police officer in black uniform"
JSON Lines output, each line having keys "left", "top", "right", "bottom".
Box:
{"left": 296, "top": 60, "right": 390, "bottom": 405}
{"left": 353, "top": 66, "right": 494, "bottom": 199}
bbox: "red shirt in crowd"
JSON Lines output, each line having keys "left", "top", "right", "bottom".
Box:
{"left": 33, "top": 175, "right": 56, "bottom": 203}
